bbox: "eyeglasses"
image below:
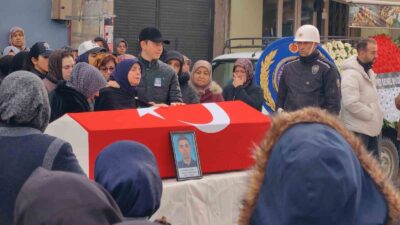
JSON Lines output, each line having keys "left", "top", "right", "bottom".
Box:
{"left": 100, "top": 66, "right": 115, "bottom": 72}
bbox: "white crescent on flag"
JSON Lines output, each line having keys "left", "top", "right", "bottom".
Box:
{"left": 179, "top": 103, "right": 231, "bottom": 133}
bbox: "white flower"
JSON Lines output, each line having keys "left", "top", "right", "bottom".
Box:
{"left": 344, "top": 43, "right": 351, "bottom": 49}
{"left": 340, "top": 49, "right": 348, "bottom": 58}
{"left": 337, "top": 41, "right": 345, "bottom": 49}
{"left": 352, "top": 49, "right": 357, "bottom": 55}
{"left": 326, "top": 42, "right": 333, "bottom": 50}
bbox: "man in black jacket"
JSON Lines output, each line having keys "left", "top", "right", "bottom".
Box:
{"left": 276, "top": 25, "right": 341, "bottom": 114}
{"left": 137, "top": 27, "right": 183, "bottom": 105}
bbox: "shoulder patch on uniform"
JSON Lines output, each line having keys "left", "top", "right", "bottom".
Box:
{"left": 316, "top": 59, "right": 331, "bottom": 69}
{"left": 285, "top": 58, "right": 300, "bottom": 66}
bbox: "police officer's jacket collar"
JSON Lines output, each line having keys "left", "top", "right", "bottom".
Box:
{"left": 300, "top": 50, "right": 320, "bottom": 64}
{"left": 138, "top": 56, "right": 158, "bottom": 69}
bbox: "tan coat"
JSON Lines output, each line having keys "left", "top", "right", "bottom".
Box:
{"left": 339, "top": 55, "right": 383, "bottom": 137}
{"left": 238, "top": 108, "right": 400, "bottom": 225}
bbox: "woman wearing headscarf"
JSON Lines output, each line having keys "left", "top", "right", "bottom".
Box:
{"left": 94, "top": 141, "right": 163, "bottom": 220}
{"left": 14, "top": 167, "right": 123, "bottom": 225}
{"left": 223, "top": 58, "right": 263, "bottom": 111}
{"left": 0, "top": 55, "right": 14, "bottom": 82}
{"left": 190, "top": 60, "right": 224, "bottom": 103}
{"left": 238, "top": 108, "right": 400, "bottom": 225}
{"left": 10, "top": 51, "right": 30, "bottom": 72}
{"left": 2, "top": 26, "right": 29, "bottom": 54}
{"left": 95, "top": 59, "right": 150, "bottom": 111}
{"left": 49, "top": 63, "right": 106, "bottom": 121}
{"left": 162, "top": 50, "right": 199, "bottom": 104}
{"left": 0, "top": 72, "right": 84, "bottom": 225}
{"left": 43, "top": 49, "right": 75, "bottom": 93}
{"left": 114, "top": 38, "right": 129, "bottom": 56}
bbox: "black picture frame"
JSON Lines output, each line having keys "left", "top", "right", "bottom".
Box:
{"left": 170, "top": 131, "right": 202, "bottom": 181}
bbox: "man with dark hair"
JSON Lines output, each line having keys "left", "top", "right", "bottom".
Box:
{"left": 356, "top": 38, "right": 377, "bottom": 53}
{"left": 276, "top": 25, "right": 341, "bottom": 114}
{"left": 137, "top": 27, "right": 182, "bottom": 105}
{"left": 340, "top": 38, "right": 382, "bottom": 159}
{"left": 176, "top": 135, "right": 197, "bottom": 168}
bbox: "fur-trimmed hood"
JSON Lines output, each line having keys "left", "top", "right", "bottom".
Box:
{"left": 239, "top": 108, "right": 400, "bottom": 225}
{"left": 209, "top": 81, "right": 223, "bottom": 95}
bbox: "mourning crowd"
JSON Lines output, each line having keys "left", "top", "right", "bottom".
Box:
{"left": 0, "top": 24, "right": 400, "bottom": 225}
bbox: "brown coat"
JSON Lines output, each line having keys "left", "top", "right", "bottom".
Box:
{"left": 238, "top": 107, "right": 400, "bottom": 225}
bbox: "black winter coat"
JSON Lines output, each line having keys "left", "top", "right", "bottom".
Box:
{"left": 276, "top": 51, "right": 341, "bottom": 114}
{"left": 94, "top": 87, "right": 150, "bottom": 111}
{"left": 49, "top": 83, "right": 90, "bottom": 122}
{"left": 223, "top": 80, "right": 264, "bottom": 111}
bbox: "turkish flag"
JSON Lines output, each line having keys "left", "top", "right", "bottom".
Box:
{"left": 46, "top": 101, "right": 271, "bottom": 178}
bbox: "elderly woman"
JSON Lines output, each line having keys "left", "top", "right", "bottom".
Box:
{"left": 238, "top": 108, "right": 400, "bottom": 225}
{"left": 95, "top": 59, "right": 149, "bottom": 111}
{"left": 2, "top": 26, "right": 29, "bottom": 54}
{"left": 223, "top": 58, "right": 263, "bottom": 111}
{"left": 92, "top": 53, "right": 117, "bottom": 81}
{"left": 0, "top": 71, "right": 84, "bottom": 225}
{"left": 49, "top": 63, "right": 107, "bottom": 121}
{"left": 190, "top": 60, "right": 224, "bottom": 103}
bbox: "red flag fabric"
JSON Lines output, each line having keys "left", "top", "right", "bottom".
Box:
{"left": 47, "top": 101, "right": 271, "bottom": 178}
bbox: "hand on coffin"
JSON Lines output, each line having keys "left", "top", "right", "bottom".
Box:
{"left": 149, "top": 102, "right": 169, "bottom": 107}
{"left": 170, "top": 102, "right": 186, "bottom": 106}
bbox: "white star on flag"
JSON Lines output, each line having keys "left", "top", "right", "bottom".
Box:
{"left": 137, "top": 107, "right": 165, "bottom": 119}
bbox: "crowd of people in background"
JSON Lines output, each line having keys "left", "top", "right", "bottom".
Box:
{"left": 0, "top": 25, "right": 265, "bottom": 225}
{"left": 1, "top": 23, "right": 400, "bottom": 225}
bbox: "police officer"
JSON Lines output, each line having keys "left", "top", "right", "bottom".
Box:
{"left": 276, "top": 25, "right": 341, "bottom": 114}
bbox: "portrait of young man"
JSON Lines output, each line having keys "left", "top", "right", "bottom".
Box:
{"left": 171, "top": 132, "right": 202, "bottom": 180}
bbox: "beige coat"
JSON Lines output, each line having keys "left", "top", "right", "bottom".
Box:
{"left": 339, "top": 55, "right": 383, "bottom": 137}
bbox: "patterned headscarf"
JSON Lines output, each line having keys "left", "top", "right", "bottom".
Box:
{"left": 233, "top": 58, "right": 254, "bottom": 87}
{"left": 67, "top": 63, "right": 107, "bottom": 98}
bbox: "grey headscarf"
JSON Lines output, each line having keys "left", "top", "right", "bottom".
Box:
{"left": 67, "top": 62, "right": 107, "bottom": 99}
{"left": 0, "top": 71, "right": 50, "bottom": 132}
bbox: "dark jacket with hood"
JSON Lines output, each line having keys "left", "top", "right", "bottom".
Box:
{"left": 95, "top": 141, "right": 162, "bottom": 219}
{"left": 276, "top": 50, "right": 341, "bottom": 114}
{"left": 223, "top": 58, "right": 263, "bottom": 111}
{"left": 0, "top": 71, "right": 84, "bottom": 225}
{"left": 14, "top": 168, "right": 123, "bottom": 225}
{"left": 137, "top": 56, "right": 182, "bottom": 104}
{"left": 95, "top": 59, "right": 150, "bottom": 111}
{"left": 161, "top": 50, "right": 199, "bottom": 104}
{"left": 239, "top": 108, "right": 400, "bottom": 225}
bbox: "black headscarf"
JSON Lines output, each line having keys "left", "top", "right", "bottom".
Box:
{"left": 14, "top": 167, "right": 123, "bottom": 225}
{"left": 10, "top": 51, "right": 29, "bottom": 72}
{"left": 0, "top": 55, "right": 14, "bottom": 79}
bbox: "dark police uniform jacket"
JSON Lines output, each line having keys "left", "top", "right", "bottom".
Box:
{"left": 276, "top": 50, "right": 341, "bottom": 114}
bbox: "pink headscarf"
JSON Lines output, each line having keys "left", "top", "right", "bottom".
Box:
{"left": 8, "top": 26, "right": 26, "bottom": 50}
{"left": 190, "top": 60, "right": 212, "bottom": 93}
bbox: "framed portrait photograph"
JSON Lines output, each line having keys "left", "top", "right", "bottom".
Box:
{"left": 170, "top": 131, "right": 202, "bottom": 181}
